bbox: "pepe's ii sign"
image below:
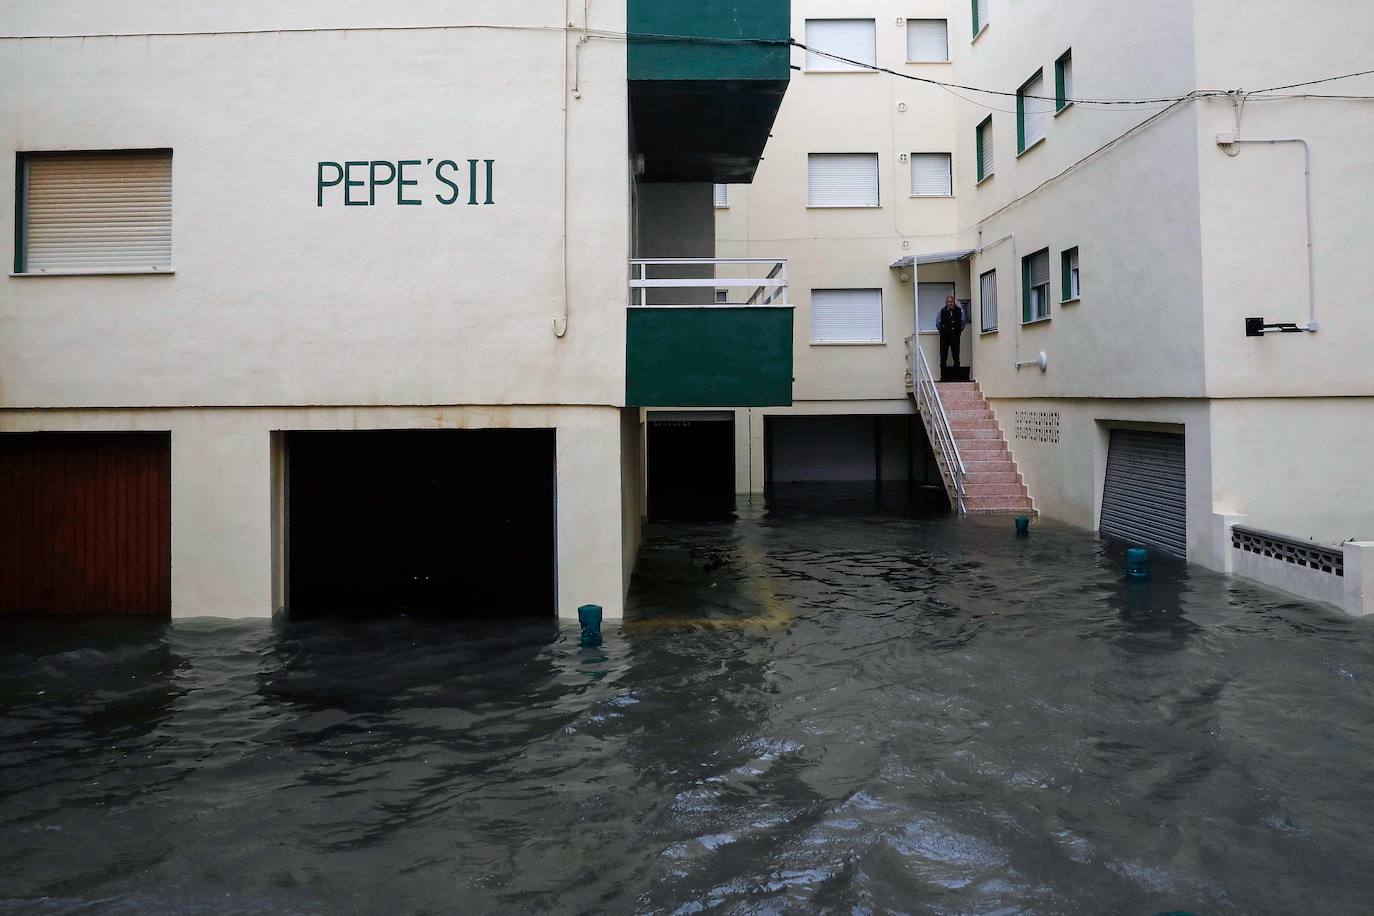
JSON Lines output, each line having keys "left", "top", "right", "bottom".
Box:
{"left": 316, "top": 159, "right": 495, "bottom": 207}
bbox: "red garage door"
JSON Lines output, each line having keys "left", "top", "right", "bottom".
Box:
{"left": 0, "top": 433, "right": 171, "bottom": 616}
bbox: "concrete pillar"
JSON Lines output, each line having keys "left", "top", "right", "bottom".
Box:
{"left": 735, "top": 407, "right": 767, "bottom": 496}
{"left": 1343, "top": 542, "right": 1374, "bottom": 618}
{"left": 170, "top": 414, "right": 273, "bottom": 618}
{"left": 557, "top": 414, "right": 629, "bottom": 619}
{"left": 1208, "top": 511, "right": 1247, "bottom": 574}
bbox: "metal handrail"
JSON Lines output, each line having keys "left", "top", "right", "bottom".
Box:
{"left": 629, "top": 258, "right": 789, "bottom": 308}
{"left": 909, "top": 334, "right": 967, "bottom": 515}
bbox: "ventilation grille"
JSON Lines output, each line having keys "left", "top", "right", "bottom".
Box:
{"left": 1232, "top": 526, "right": 1344, "bottom": 577}
{"left": 1014, "top": 411, "right": 1060, "bottom": 444}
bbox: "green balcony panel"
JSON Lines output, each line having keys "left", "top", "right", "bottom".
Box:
{"left": 628, "top": 0, "right": 792, "bottom": 183}
{"left": 627, "top": 307, "right": 794, "bottom": 407}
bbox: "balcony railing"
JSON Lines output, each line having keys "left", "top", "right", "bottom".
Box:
{"left": 625, "top": 258, "right": 793, "bottom": 407}
{"left": 629, "top": 258, "right": 788, "bottom": 308}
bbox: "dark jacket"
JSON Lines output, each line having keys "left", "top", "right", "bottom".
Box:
{"left": 937, "top": 304, "right": 964, "bottom": 337}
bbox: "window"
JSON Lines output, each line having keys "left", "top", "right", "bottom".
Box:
{"left": 972, "top": 0, "right": 990, "bottom": 37}
{"left": 808, "top": 153, "right": 880, "bottom": 207}
{"left": 715, "top": 289, "right": 730, "bottom": 304}
{"left": 910, "top": 153, "right": 953, "bottom": 197}
{"left": 1022, "top": 248, "right": 1051, "bottom": 322}
{"left": 804, "top": 19, "right": 877, "bottom": 72}
{"left": 15, "top": 150, "right": 172, "bottom": 274}
{"left": 1056, "top": 50, "right": 1074, "bottom": 112}
{"left": 906, "top": 19, "right": 949, "bottom": 62}
{"left": 713, "top": 184, "right": 729, "bottom": 208}
{"left": 1017, "top": 70, "right": 1050, "bottom": 153}
{"left": 1061, "top": 247, "right": 1080, "bottom": 301}
{"left": 976, "top": 116, "right": 995, "bottom": 182}
{"left": 917, "top": 282, "right": 955, "bottom": 332}
{"left": 811, "top": 288, "right": 883, "bottom": 343}
{"left": 980, "top": 269, "right": 998, "bottom": 331}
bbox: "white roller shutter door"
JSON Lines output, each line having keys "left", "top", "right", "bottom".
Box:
{"left": 805, "top": 19, "right": 877, "bottom": 72}
{"left": 811, "top": 289, "right": 883, "bottom": 343}
{"left": 917, "top": 282, "right": 955, "bottom": 331}
{"left": 809, "top": 153, "right": 879, "bottom": 207}
{"left": 23, "top": 152, "right": 172, "bottom": 273}
{"left": 906, "top": 19, "right": 948, "bottom": 62}
{"left": 1100, "top": 430, "right": 1187, "bottom": 559}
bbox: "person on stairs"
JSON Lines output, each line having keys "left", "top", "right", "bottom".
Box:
{"left": 937, "top": 295, "right": 965, "bottom": 382}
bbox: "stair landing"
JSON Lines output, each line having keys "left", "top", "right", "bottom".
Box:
{"left": 930, "top": 381, "right": 1035, "bottom": 516}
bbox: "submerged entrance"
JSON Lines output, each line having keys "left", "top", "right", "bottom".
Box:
{"left": 646, "top": 412, "right": 735, "bottom": 521}
{"left": 285, "top": 429, "right": 556, "bottom": 619}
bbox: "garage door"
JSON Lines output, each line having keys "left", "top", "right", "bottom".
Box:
{"left": 769, "top": 416, "right": 878, "bottom": 483}
{"left": 286, "top": 430, "right": 556, "bottom": 619}
{"left": 1100, "top": 429, "right": 1186, "bottom": 559}
{"left": 0, "top": 433, "right": 171, "bottom": 616}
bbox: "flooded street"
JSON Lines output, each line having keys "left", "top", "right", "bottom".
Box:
{"left": 3, "top": 486, "right": 1374, "bottom": 913}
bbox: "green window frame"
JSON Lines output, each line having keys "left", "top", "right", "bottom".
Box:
{"left": 1021, "top": 248, "right": 1051, "bottom": 323}
{"left": 1055, "top": 50, "right": 1073, "bottom": 112}
{"left": 971, "top": 0, "right": 989, "bottom": 38}
{"left": 1016, "top": 69, "right": 1046, "bottom": 154}
{"left": 976, "top": 116, "right": 994, "bottom": 182}
{"left": 1061, "top": 246, "right": 1080, "bottom": 301}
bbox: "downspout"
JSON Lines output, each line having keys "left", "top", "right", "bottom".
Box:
{"left": 1216, "top": 136, "right": 1317, "bottom": 332}
{"left": 553, "top": 3, "right": 575, "bottom": 337}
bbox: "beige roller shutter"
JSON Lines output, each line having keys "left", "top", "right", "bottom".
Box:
{"left": 808, "top": 153, "right": 880, "bottom": 207}
{"left": 22, "top": 151, "right": 172, "bottom": 273}
{"left": 810, "top": 288, "right": 883, "bottom": 343}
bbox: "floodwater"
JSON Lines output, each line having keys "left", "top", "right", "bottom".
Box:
{"left": 3, "top": 484, "right": 1374, "bottom": 914}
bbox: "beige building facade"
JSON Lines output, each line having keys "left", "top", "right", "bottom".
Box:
{"left": 0, "top": 1, "right": 794, "bottom": 620}
{"left": 721, "top": 0, "right": 1374, "bottom": 612}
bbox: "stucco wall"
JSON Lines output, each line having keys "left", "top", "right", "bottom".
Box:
{"left": 0, "top": 2, "right": 629, "bottom": 410}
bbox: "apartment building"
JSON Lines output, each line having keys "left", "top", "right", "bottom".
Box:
{"left": 719, "top": 0, "right": 1374, "bottom": 612}
{"left": 0, "top": 1, "right": 794, "bottom": 620}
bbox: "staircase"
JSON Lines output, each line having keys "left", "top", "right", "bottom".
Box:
{"left": 934, "top": 381, "right": 1035, "bottom": 515}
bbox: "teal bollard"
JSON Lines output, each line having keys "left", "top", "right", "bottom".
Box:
{"left": 578, "top": 604, "right": 604, "bottom": 646}
{"left": 1015, "top": 516, "right": 1031, "bottom": 537}
{"left": 1126, "top": 547, "right": 1150, "bottom": 579}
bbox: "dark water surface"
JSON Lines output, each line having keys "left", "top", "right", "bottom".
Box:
{"left": 4, "top": 486, "right": 1374, "bottom": 914}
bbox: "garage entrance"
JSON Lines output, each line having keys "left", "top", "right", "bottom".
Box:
{"left": 0, "top": 432, "right": 171, "bottom": 617}
{"left": 1100, "top": 428, "right": 1187, "bottom": 559}
{"left": 646, "top": 412, "right": 735, "bottom": 521}
{"left": 766, "top": 414, "right": 936, "bottom": 486}
{"left": 285, "top": 429, "right": 556, "bottom": 619}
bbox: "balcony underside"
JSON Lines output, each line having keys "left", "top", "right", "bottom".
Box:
{"left": 627, "top": 307, "right": 793, "bottom": 408}
{"left": 630, "top": 79, "right": 789, "bottom": 183}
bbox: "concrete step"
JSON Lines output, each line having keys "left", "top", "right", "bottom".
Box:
{"left": 956, "top": 438, "right": 1007, "bottom": 450}
{"left": 964, "top": 483, "right": 1028, "bottom": 498}
{"left": 947, "top": 408, "right": 994, "bottom": 421}
{"left": 965, "top": 495, "right": 1036, "bottom": 512}
{"left": 964, "top": 470, "right": 1022, "bottom": 485}
{"left": 952, "top": 428, "right": 1004, "bottom": 440}
{"left": 949, "top": 417, "right": 1000, "bottom": 431}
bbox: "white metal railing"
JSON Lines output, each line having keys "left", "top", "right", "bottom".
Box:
{"left": 908, "top": 334, "right": 967, "bottom": 515}
{"left": 629, "top": 258, "right": 789, "bottom": 308}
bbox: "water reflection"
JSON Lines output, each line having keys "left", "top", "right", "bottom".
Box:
{"left": 3, "top": 488, "right": 1374, "bottom": 913}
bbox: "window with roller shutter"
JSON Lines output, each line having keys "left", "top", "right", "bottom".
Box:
{"left": 906, "top": 19, "right": 949, "bottom": 63}
{"left": 1017, "top": 70, "right": 1051, "bottom": 153}
{"left": 910, "top": 153, "right": 953, "bottom": 197}
{"left": 810, "top": 289, "right": 883, "bottom": 343}
{"left": 808, "top": 153, "right": 880, "bottom": 207}
{"left": 804, "top": 19, "right": 877, "bottom": 72}
{"left": 16, "top": 150, "right": 172, "bottom": 274}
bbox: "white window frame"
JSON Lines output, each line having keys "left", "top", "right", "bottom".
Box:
{"left": 808, "top": 153, "right": 881, "bottom": 208}
{"left": 1024, "top": 248, "right": 1051, "bottom": 323}
{"left": 810, "top": 288, "right": 885, "bottom": 344}
{"left": 905, "top": 19, "right": 949, "bottom": 63}
{"left": 804, "top": 19, "right": 878, "bottom": 73}
{"left": 909, "top": 153, "right": 953, "bottom": 197}
{"left": 1063, "top": 246, "right": 1081, "bottom": 302}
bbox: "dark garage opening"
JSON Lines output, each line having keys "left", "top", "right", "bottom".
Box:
{"left": 286, "top": 429, "right": 556, "bottom": 619}
{"left": 647, "top": 413, "right": 735, "bottom": 521}
{"left": 0, "top": 432, "right": 171, "bottom": 617}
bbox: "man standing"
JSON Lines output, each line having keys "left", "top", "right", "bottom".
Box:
{"left": 937, "top": 295, "right": 965, "bottom": 380}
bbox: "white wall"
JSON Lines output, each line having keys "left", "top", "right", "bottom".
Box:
{"left": 0, "top": 2, "right": 629, "bottom": 411}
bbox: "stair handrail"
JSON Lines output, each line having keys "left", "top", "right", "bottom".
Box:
{"left": 912, "top": 338, "right": 967, "bottom": 515}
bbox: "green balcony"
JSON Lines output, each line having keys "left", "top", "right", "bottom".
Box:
{"left": 628, "top": 0, "right": 791, "bottom": 182}
{"left": 626, "top": 259, "right": 793, "bottom": 408}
